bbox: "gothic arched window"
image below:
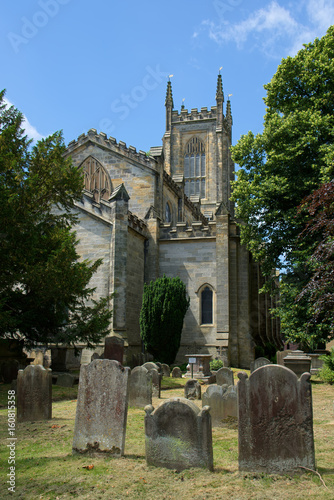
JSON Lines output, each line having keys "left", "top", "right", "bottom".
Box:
{"left": 165, "top": 201, "right": 172, "bottom": 223}
{"left": 184, "top": 137, "right": 206, "bottom": 199}
{"left": 201, "top": 285, "right": 213, "bottom": 325}
{"left": 81, "top": 156, "right": 111, "bottom": 203}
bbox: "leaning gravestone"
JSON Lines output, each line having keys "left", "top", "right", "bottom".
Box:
{"left": 144, "top": 397, "right": 213, "bottom": 471}
{"left": 250, "top": 357, "right": 272, "bottom": 373}
{"left": 150, "top": 368, "right": 161, "bottom": 398}
{"left": 17, "top": 365, "right": 52, "bottom": 422}
{"left": 216, "top": 367, "right": 234, "bottom": 386}
{"left": 238, "top": 365, "right": 315, "bottom": 473}
{"left": 72, "top": 359, "right": 130, "bottom": 456}
{"left": 56, "top": 373, "right": 75, "bottom": 388}
{"left": 184, "top": 379, "right": 201, "bottom": 400}
{"left": 128, "top": 366, "right": 152, "bottom": 407}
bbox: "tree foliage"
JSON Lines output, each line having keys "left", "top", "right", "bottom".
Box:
{"left": 0, "top": 91, "right": 112, "bottom": 348}
{"left": 139, "top": 275, "right": 190, "bottom": 365}
{"left": 231, "top": 27, "right": 334, "bottom": 347}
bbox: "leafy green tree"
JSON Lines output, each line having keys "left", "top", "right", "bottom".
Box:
{"left": 0, "top": 91, "right": 112, "bottom": 348}
{"left": 139, "top": 275, "right": 190, "bottom": 365}
{"left": 231, "top": 27, "right": 334, "bottom": 347}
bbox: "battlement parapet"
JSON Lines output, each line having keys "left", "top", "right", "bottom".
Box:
{"left": 128, "top": 211, "right": 147, "bottom": 236}
{"left": 171, "top": 106, "right": 218, "bottom": 123}
{"left": 159, "top": 220, "right": 216, "bottom": 240}
{"left": 67, "top": 129, "right": 157, "bottom": 170}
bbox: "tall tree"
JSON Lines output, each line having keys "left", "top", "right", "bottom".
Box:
{"left": 231, "top": 27, "right": 334, "bottom": 347}
{"left": 139, "top": 275, "right": 190, "bottom": 365}
{"left": 0, "top": 91, "right": 112, "bottom": 348}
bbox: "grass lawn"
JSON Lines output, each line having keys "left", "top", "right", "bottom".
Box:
{"left": 0, "top": 372, "right": 333, "bottom": 499}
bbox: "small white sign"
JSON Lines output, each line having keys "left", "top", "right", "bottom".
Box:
{"left": 188, "top": 357, "right": 196, "bottom": 364}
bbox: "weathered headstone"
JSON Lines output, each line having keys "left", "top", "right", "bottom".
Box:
{"left": 128, "top": 366, "right": 152, "bottom": 407}
{"left": 72, "top": 359, "right": 130, "bottom": 456}
{"left": 161, "top": 363, "right": 170, "bottom": 378}
{"left": 216, "top": 367, "right": 234, "bottom": 386}
{"left": 142, "top": 362, "right": 160, "bottom": 372}
{"left": 104, "top": 336, "right": 124, "bottom": 364}
{"left": 202, "top": 384, "right": 237, "bottom": 426}
{"left": 184, "top": 379, "right": 201, "bottom": 400}
{"left": 250, "top": 357, "right": 272, "bottom": 373}
{"left": 238, "top": 365, "right": 316, "bottom": 473}
{"left": 56, "top": 373, "right": 75, "bottom": 388}
{"left": 151, "top": 368, "right": 161, "bottom": 398}
{"left": 17, "top": 365, "right": 52, "bottom": 422}
{"left": 145, "top": 397, "right": 213, "bottom": 471}
{"left": 172, "top": 366, "right": 182, "bottom": 378}
{"left": 276, "top": 349, "right": 295, "bottom": 366}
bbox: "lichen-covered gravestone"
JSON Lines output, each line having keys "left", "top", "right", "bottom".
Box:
{"left": 216, "top": 367, "right": 234, "bottom": 386}
{"left": 128, "top": 366, "right": 152, "bottom": 407}
{"left": 238, "top": 365, "right": 315, "bottom": 473}
{"left": 72, "top": 359, "right": 130, "bottom": 456}
{"left": 17, "top": 365, "right": 52, "bottom": 422}
{"left": 144, "top": 397, "right": 213, "bottom": 471}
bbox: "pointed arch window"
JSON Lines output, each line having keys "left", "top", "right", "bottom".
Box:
{"left": 81, "top": 156, "right": 111, "bottom": 203}
{"left": 165, "top": 201, "right": 172, "bottom": 223}
{"left": 201, "top": 286, "right": 213, "bottom": 325}
{"left": 184, "top": 137, "right": 206, "bottom": 199}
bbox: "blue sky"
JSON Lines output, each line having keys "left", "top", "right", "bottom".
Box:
{"left": 2, "top": 0, "right": 334, "bottom": 154}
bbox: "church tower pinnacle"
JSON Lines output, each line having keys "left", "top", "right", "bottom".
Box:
{"left": 216, "top": 71, "right": 224, "bottom": 128}
{"left": 165, "top": 79, "right": 174, "bottom": 132}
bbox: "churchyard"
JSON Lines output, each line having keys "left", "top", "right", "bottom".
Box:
{"left": 0, "top": 367, "right": 333, "bottom": 499}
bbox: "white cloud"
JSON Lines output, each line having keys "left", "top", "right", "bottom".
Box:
{"left": 201, "top": 0, "right": 334, "bottom": 58}
{"left": 4, "top": 98, "right": 44, "bottom": 142}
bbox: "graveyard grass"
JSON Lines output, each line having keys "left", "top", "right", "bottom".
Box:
{"left": 0, "top": 374, "right": 334, "bottom": 499}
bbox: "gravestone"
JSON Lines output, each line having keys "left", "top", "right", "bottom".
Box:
{"left": 56, "top": 373, "right": 75, "bottom": 388}
{"left": 129, "top": 366, "right": 152, "bottom": 407}
{"left": 151, "top": 368, "right": 161, "bottom": 398}
{"left": 144, "top": 397, "right": 213, "bottom": 471}
{"left": 17, "top": 365, "right": 52, "bottom": 422}
{"left": 276, "top": 349, "right": 295, "bottom": 366}
{"left": 202, "top": 384, "right": 237, "bottom": 426}
{"left": 283, "top": 350, "right": 312, "bottom": 377}
{"left": 172, "top": 366, "right": 182, "bottom": 378}
{"left": 161, "top": 363, "right": 170, "bottom": 378}
{"left": 184, "top": 379, "right": 201, "bottom": 400}
{"left": 250, "top": 357, "right": 272, "bottom": 373}
{"left": 216, "top": 367, "right": 234, "bottom": 386}
{"left": 104, "top": 336, "right": 124, "bottom": 364}
{"left": 142, "top": 362, "right": 160, "bottom": 372}
{"left": 238, "top": 365, "right": 315, "bottom": 473}
{"left": 72, "top": 359, "right": 130, "bottom": 456}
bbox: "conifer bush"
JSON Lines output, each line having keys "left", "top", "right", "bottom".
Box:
{"left": 139, "top": 275, "right": 189, "bottom": 365}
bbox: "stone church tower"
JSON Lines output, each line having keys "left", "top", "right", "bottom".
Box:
{"left": 65, "top": 74, "right": 280, "bottom": 369}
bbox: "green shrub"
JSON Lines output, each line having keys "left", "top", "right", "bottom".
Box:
{"left": 318, "top": 348, "right": 334, "bottom": 384}
{"left": 210, "top": 359, "right": 224, "bottom": 371}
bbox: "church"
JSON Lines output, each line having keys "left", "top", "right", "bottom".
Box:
{"left": 65, "top": 74, "right": 280, "bottom": 369}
